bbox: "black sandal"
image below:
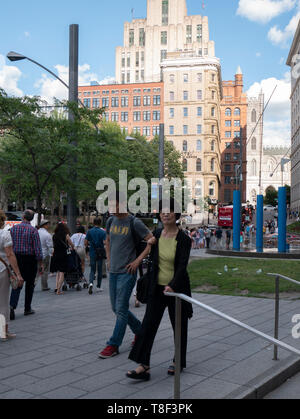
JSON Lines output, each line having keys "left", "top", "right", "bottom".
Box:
{"left": 126, "top": 364, "right": 150, "bottom": 381}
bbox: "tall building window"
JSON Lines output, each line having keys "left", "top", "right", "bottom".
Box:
{"left": 197, "top": 90, "right": 202, "bottom": 100}
{"left": 234, "top": 107, "right": 241, "bottom": 116}
{"left": 251, "top": 137, "right": 257, "bottom": 150}
{"left": 153, "top": 126, "right": 160, "bottom": 136}
{"left": 136, "top": 52, "right": 139, "bottom": 67}
{"left": 121, "top": 96, "right": 128, "bottom": 107}
{"left": 197, "top": 73, "right": 202, "bottom": 82}
{"left": 129, "top": 30, "right": 134, "bottom": 46}
{"left": 197, "top": 107, "right": 202, "bottom": 117}
{"left": 102, "top": 97, "right": 109, "bottom": 108}
{"left": 121, "top": 71, "right": 125, "bottom": 84}
{"left": 143, "top": 126, "right": 151, "bottom": 137}
{"left": 251, "top": 109, "right": 257, "bottom": 123}
{"left": 111, "top": 112, "right": 119, "bottom": 122}
{"left": 139, "top": 28, "right": 145, "bottom": 46}
{"left": 211, "top": 159, "right": 215, "bottom": 172}
{"left": 183, "top": 159, "right": 188, "bottom": 172}
{"left": 197, "top": 24, "right": 202, "bottom": 42}
{"left": 170, "top": 74, "right": 175, "bottom": 83}
{"left": 197, "top": 125, "right": 202, "bottom": 134}
{"left": 225, "top": 108, "right": 232, "bottom": 117}
{"left": 111, "top": 97, "right": 119, "bottom": 107}
{"left": 135, "top": 70, "right": 139, "bottom": 82}
{"left": 225, "top": 120, "right": 231, "bottom": 127}
{"left": 183, "top": 73, "right": 189, "bottom": 83}
{"left": 183, "top": 91, "right": 188, "bottom": 101}
{"left": 141, "top": 51, "right": 144, "bottom": 66}
{"left": 92, "top": 98, "right": 100, "bottom": 108}
{"left": 162, "top": 0, "right": 169, "bottom": 25}
{"left": 251, "top": 159, "right": 257, "bottom": 176}
{"left": 209, "top": 182, "right": 215, "bottom": 196}
{"left": 127, "top": 71, "right": 130, "bottom": 83}
{"left": 183, "top": 125, "right": 188, "bottom": 135}
{"left": 121, "top": 112, "right": 128, "bottom": 122}
{"left": 234, "top": 120, "right": 240, "bottom": 127}
{"left": 127, "top": 53, "right": 131, "bottom": 67}
{"left": 169, "top": 108, "right": 174, "bottom": 118}
{"left": 133, "top": 96, "right": 141, "bottom": 106}
{"left": 143, "top": 96, "right": 151, "bottom": 106}
{"left": 133, "top": 111, "right": 141, "bottom": 121}
{"left": 197, "top": 140, "right": 202, "bottom": 151}
{"left": 183, "top": 140, "right": 188, "bottom": 152}
{"left": 186, "top": 25, "right": 192, "bottom": 43}
{"left": 211, "top": 140, "right": 215, "bottom": 151}
{"left": 143, "top": 111, "right": 151, "bottom": 121}
{"left": 153, "top": 95, "right": 161, "bottom": 105}
{"left": 211, "top": 107, "right": 215, "bottom": 117}
{"left": 161, "top": 50, "right": 167, "bottom": 61}
{"left": 83, "top": 98, "right": 91, "bottom": 108}
{"left": 196, "top": 159, "right": 202, "bottom": 172}
{"left": 169, "top": 125, "right": 174, "bottom": 135}
{"left": 195, "top": 180, "right": 202, "bottom": 197}
{"left": 225, "top": 131, "right": 231, "bottom": 138}
{"left": 153, "top": 111, "right": 161, "bottom": 121}
{"left": 183, "top": 107, "right": 188, "bottom": 117}
{"left": 161, "top": 31, "right": 167, "bottom": 45}
{"left": 121, "top": 53, "right": 125, "bottom": 68}
{"left": 170, "top": 91, "right": 175, "bottom": 101}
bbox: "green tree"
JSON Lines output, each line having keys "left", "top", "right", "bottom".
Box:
{"left": 264, "top": 186, "right": 278, "bottom": 207}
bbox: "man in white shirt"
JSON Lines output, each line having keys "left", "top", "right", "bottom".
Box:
{"left": 38, "top": 220, "right": 53, "bottom": 291}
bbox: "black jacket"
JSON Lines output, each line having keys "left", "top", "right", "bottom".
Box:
{"left": 148, "top": 228, "right": 193, "bottom": 319}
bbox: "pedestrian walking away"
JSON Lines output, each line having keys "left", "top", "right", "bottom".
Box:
{"left": 37, "top": 220, "right": 53, "bottom": 291}
{"left": 9, "top": 210, "right": 43, "bottom": 320}
{"left": 71, "top": 225, "right": 87, "bottom": 281}
{"left": 50, "top": 223, "right": 74, "bottom": 295}
{"left": 85, "top": 218, "right": 106, "bottom": 294}
{"left": 0, "top": 210, "right": 24, "bottom": 338}
{"left": 127, "top": 198, "right": 193, "bottom": 381}
{"left": 215, "top": 227, "right": 223, "bottom": 250}
{"left": 99, "top": 191, "right": 153, "bottom": 359}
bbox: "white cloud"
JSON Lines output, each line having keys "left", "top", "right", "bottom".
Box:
{"left": 268, "top": 9, "right": 300, "bottom": 47}
{"left": 34, "top": 63, "right": 115, "bottom": 104}
{"left": 0, "top": 54, "right": 23, "bottom": 96}
{"left": 247, "top": 73, "right": 291, "bottom": 147}
{"left": 237, "top": 0, "right": 296, "bottom": 23}
{"left": 24, "top": 31, "right": 31, "bottom": 38}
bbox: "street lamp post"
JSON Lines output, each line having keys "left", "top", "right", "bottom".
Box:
{"left": 7, "top": 24, "right": 79, "bottom": 233}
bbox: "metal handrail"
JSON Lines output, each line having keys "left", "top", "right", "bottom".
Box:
{"left": 165, "top": 291, "right": 300, "bottom": 400}
{"left": 267, "top": 273, "right": 300, "bottom": 360}
{"left": 267, "top": 273, "right": 300, "bottom": 286}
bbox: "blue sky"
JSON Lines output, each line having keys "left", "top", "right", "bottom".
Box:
{"left": 1, "top": 0, "right": 299, "bottom": 146}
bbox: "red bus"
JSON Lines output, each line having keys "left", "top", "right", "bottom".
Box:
{"left": 218, "top": 206, "right": 233, "bottom": 228}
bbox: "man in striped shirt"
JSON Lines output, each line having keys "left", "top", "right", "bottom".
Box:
{"left": 10, "top": 210, "right": 44, "bottom": 320}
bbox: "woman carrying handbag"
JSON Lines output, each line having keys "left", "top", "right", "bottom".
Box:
{"left": 0, "top": 210, "right": 24, "bottom": 341}
{"left": 127, "top": 199, "right": 193, "bottom": 381}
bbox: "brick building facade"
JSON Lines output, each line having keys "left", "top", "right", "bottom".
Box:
{"left": 78, "top": 81, "right": 164, "bottom": 138}
{"left": 220, "top": 67, "right": 248, "bottom": 204}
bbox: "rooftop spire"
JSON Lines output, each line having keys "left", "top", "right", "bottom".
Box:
{"left": 236, "top": 66, "right": 243, "bottom": 75}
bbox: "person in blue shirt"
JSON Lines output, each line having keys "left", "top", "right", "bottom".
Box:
{"left": 85, "top": 218, "right": 106, "bottom": 294}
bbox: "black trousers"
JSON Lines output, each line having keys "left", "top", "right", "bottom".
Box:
{"left": 129, "top": 285, "right": 188, "bottom": 369}
{"left": 10, "top": 255, "right": 38, "bottom": 312}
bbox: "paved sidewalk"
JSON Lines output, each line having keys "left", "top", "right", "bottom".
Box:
{"left": 0, "top": 272, "right": 300, "bottom": 399}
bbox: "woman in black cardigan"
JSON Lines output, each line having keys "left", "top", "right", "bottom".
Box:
{"left": 127, "top": 200, "right": 192, "bottom": 381}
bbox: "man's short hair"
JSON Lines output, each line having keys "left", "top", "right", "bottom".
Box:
{"left": 94, "top": 217, "right": 102, "bottom": 226}
{"left": 23, "top": 210, "right": 34, "bottom": 222}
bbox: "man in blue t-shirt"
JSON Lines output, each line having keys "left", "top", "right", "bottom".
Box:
{"left": 85, "top": 218, "right": 106, "bottom": 294}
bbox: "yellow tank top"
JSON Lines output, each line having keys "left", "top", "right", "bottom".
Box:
{"left": 158, "top": 237, "right": 177, "bottom": 286}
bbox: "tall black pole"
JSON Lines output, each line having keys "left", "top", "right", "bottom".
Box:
{"left": 159, "top": 123, "right": 165, "bottom": 202}
{"left": 67, "top": 24, "right": 79, "bottom": 234}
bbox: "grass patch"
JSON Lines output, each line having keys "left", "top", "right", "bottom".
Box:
{"left": 287, "top": 222, "right": 300, "bottom": 234}
{"left": 188, "top": 257, "right": 300, "bottom": 297}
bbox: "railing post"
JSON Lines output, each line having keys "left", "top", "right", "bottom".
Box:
{"left": 273, "top": 276, "right": 280, "bottom": 361}
{"left": 174, "top": 296, "right": 182, "bottom": 400}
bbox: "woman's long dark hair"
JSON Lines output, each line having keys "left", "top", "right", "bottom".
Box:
{"left": 54, "top": 223, "right": 70, "bottom": 240}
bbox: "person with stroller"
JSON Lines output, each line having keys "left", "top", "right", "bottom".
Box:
{"left": 51, "top": 223, "right": 74, "bottom": 295}
{"left": 126, "top": 198, "right": 193, "bottom": 381}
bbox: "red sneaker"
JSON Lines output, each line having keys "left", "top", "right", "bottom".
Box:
{"left": 99, "top": 345, "right": 119, "bottom": 359}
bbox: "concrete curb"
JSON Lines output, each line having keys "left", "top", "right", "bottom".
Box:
{"left": 207, "top": 250, "right": 300, "bottom": 260}
{"left": 225, "top": 355, "right": 300, "bottom": 399}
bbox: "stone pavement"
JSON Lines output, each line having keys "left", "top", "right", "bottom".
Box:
{"left": 0, "top": 272, "right": 300, "bottom": 399}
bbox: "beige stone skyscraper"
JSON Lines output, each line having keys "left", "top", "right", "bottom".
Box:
{"left": 116, "top": 0, "right": 222, "bottom": 209}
